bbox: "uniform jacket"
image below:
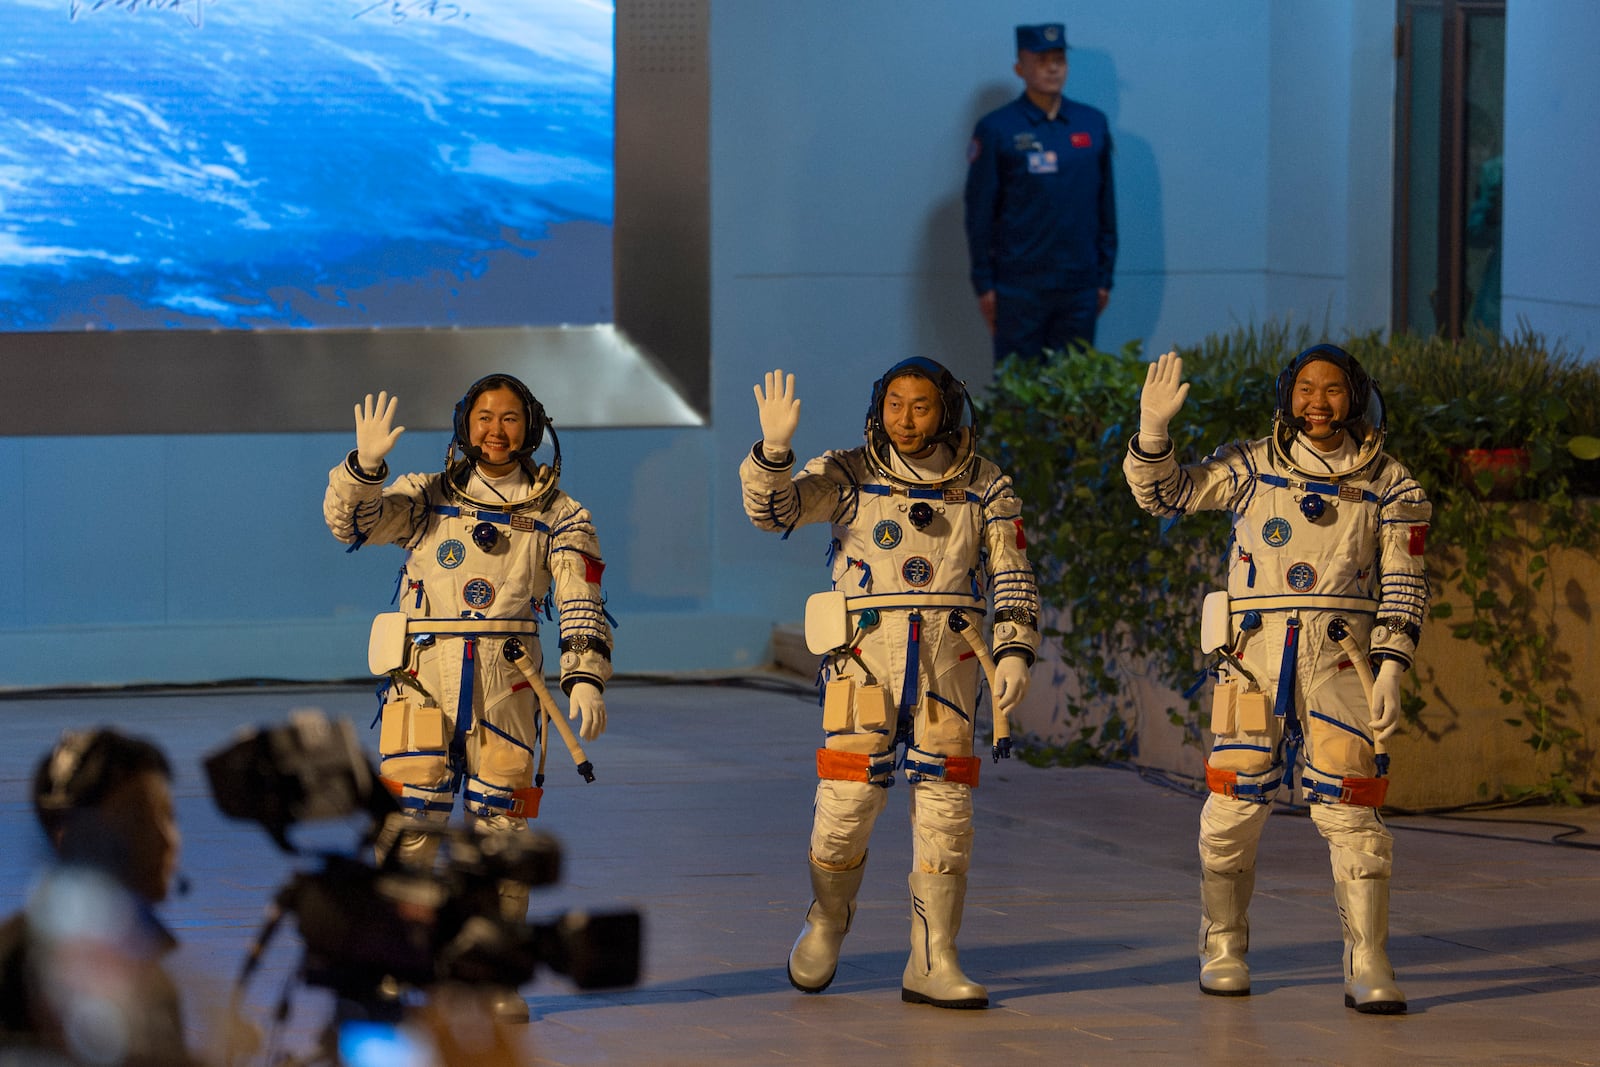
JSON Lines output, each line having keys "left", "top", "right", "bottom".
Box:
{"left": 964, "top": 92, "right": 1117, "bottom": 294}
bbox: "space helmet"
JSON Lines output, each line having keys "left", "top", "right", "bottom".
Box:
{"left": 445, "top": 372, "right": 561, "bottom": 507}
{"left": 1269, "top": 344, "right": 1386, "bottom": 479}
{"left": 862, "top": 356, "right": 978, "bottom": 486}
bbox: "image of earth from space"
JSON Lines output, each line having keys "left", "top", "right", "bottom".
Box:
{"left": 0, "top": 0, "right": 614, "bottom": 331}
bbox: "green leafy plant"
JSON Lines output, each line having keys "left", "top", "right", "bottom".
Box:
{"left": 983, "top": 323, "right": 1600, "bottom": 800}
{"left": 1352, "top": 327, "right": 1600, "bottom": 803}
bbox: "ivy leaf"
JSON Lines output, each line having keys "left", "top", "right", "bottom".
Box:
{"left": 1569, "top": 435, "right": 1600, "bottom": 461}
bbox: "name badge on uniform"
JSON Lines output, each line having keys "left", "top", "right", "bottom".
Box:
{"left": 1027, "top": 150, "right": 1058, "bottom": 174}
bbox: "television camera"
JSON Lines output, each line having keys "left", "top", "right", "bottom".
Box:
{"left": 204, "top": 710, "right": 640, "bottom": 1054}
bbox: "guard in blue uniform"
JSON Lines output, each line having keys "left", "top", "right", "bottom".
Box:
{"left": 964, "top": 22, "right": 1117, "bottom": 362}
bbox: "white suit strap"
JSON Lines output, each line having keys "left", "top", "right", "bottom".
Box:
{"left": 845, "top": 592, "right": 985, "bottom": 613}
{"left": 1231, "top": 594, "right": 1375, "bottom": 616}
{"left": 405, "top": 617, "right": 542, "bottom": 636}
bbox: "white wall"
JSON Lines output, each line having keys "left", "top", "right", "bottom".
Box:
{"left": 1501, "top": 1, "right": 1600, "bottom": 358}
{"left": 4, "top": 0, "right": 1593, "bottom": 688}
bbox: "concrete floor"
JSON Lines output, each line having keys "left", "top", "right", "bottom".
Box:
{"left": 2, "top": 676, "right": 1598, "bottom": 1066}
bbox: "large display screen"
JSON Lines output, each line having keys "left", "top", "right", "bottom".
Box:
{"left": 0, "top": 0, "right": 614, "bottom": 332}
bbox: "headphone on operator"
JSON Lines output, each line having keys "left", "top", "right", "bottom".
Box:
{"left": 34, "top": 729, "right": 172, "bottom": 832}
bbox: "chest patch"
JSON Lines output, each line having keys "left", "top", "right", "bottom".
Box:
{"left": 902, "top": 556, "right": 934, "bottom": 588}
{"left": 462, "top": 577, "right": 497, "bottom": 609}
{"left": 1286, "top": 562, "right": 1318, "bottom": 592}
{"left": 874, "top": 519, "right": 903, "bottom": 550}
{"left": 437, "top": 539, "right": 466, "bottom": 569}
{"left": 1261, "top": 517, "right": 1293, "bottom": 548}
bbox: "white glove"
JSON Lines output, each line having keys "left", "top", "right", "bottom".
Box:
{"left": 1368, "top": 659, "right": 1405, "bottom": 742}
{"left": 994, "top": 655, "right": 1031, "bottom": 717}
{"left": 753, "top": 368, "right": 801, "bottom": 460}
{"left": 354, "top": 391, "right": 405, "bottom": 473}
{"left": 1138, "top": 351, "right": 1190, "bottom": 452}
{"left": 568, "top": 680, "right": 607, "bottom": 741}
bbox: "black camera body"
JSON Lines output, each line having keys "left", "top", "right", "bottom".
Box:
{"left": 205, "top": 711, "right": 639, "bottom": 1010}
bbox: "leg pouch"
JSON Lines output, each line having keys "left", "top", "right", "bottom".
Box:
{"left": 916, "top": 696, "right": 972, "bottom": 757}
{"left": 1307, "top": 712, "right": 1378, "bottom": 779}
{"left": 822, "top": 678, "right": 853, "bottom": 732}
{"left": 378, "top": 700, "right": 447, "bottom": 756}
{"left": 1236, "top": 690, "right": 1270, "bottom": 734}
{"left": 475, "top": 727, "right": 535, "bottom": 790}
{"left": 821, "top": 677, "right": 893, "bottom": 754}
{"left": 854, "top": 683, "right": 892, "bottom": 730}
{"left": 1210, "top": 681, "right": 1237, "bottom": 735}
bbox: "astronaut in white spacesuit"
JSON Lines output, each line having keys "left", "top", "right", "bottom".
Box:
{"left": 741, "top": 357, "right": 1041, "bottom": 1010}
{"left": 323, "top": 373, "right": 612, "bottom": 1021}
{"left": 1124, "top": 345, "right": 1430, "bottom": 1014}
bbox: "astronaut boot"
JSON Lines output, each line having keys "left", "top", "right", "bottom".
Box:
{"left": 1198, "top": 867, "right": 1254, "bottom": 996}
{"left": 489, "top": 881, "right": 532, "bottom": 1023}
{"left": 1335, "top": 878, "right": 1407, "bottom": 1014}
{"left": 788, "top": 854, "right": 867, "bottom": 993}
{"left": 900, "top": 872, "right": 988, "bottom": 1009}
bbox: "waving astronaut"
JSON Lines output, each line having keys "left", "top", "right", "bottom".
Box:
{"left": 323, "top": 373, "right": 612, "bottom": 1022}
{"left": 741, "top": 357, "right": 1041, "bottom": 1010}
{"left": 1124, "top": 345, "right": 1430, "bottom": 1014}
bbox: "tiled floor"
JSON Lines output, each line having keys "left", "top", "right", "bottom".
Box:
{"left": 2, "top": 676, "right": 1597, "bottom": 1066}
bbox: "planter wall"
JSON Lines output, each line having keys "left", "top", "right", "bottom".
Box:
{"left": 1010, "top": 516, "right": 1598, "bottom": 808}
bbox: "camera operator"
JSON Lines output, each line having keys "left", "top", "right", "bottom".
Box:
{"left": 0, "top": 728, "right": 197, "bottom": 1065}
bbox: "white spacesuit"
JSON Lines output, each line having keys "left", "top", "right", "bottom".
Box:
{"left": 742, "top": 358, "right": 1040, "bottom": 1010}
{"left": 1124, "top": 345, "right": 1430, "bottom": 1014}
{"left": 323, "top": 374, "right": 612, "bottom": 1021}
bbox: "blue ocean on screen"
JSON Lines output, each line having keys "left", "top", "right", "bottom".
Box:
{"left": 0, "top": 0, "right": 614, "bottom": 330}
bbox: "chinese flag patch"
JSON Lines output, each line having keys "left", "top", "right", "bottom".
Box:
{"left": 1014, "top": 519, "right": 1028, "bottom": 550}
{"left": 967, "top": 137, "right": 981, "bottom": 164}
{"left": 1408, "top": 526, "right": 1427, "bottom": 556}
{"left": 582, "top": 552, "right": 606, "bottom": 583}
{"left": 1070, "top": 131, "right": 1092, "bottom": 149}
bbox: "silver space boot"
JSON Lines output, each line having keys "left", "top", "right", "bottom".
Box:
{"left": 1198, "top": 866, "right": 1254, "bottom": 996}
{"left": 490, "top": 881, "right": 532, "bottom": 1023}
{"left": 788, "top": 854, "right": 867, "bottom": 993}
{"left": 1335, "top": 878, "right": 1406, "bottom": 1014}
{"left": 900, "top": 871, "right": 987, "bottom": 1009}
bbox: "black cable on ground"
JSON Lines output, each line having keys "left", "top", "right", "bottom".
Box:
{"left": 0, "top": 670, "right": 819, "bottom": 702}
